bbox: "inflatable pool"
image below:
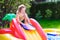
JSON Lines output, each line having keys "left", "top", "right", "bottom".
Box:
{"left": 1, "top": 14, "right": 60, "bottom": 40}
{"left": 0, "top": 18, "right": 47, "bottom": 40}
{"left": 1, "top": 18, "right": 60, "bottom": 40}
{"left": 0, "top": 29, "right": 60, "bottom": 40}
{"left": 44, "top": 29, "right": 60, "bottom": 40}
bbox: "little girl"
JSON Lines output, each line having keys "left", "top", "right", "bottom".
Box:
{"left": 16, "top": 4, "right": 35, "bottom": 30}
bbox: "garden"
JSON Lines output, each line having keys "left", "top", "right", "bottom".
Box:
{"left": 0, "top": 0, "right": 60, "bottom": 40}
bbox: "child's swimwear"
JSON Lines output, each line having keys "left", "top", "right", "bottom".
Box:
{"left": 20, "top": 23, "right": 35, "bottom": 30}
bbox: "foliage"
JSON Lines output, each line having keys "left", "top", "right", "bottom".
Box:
{"left": 30, "top": 1, "right": 60, "bottom": 19}
{"left": 35, "top": 11, "right": 43, "bottom": 21}
{"left": 0, "top": 0, "right": 32, "bottom": 27}
{"left": 45, "top": 9, "right": 52, "bottom": 18}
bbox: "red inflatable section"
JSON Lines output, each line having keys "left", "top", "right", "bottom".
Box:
{"left": 10, "top": 22, "right": 20, "bottom": 38}
{"left": 30, "top": 18, "right": 47, "bottom": 40}
{"left": 0, "top": 18, "right": 47, "bottom": 40}
{"left": 10, "top": 18, "right": 26, "bottom": 40}
{"left": 0, "top": 28, "right": 12, "bottom": 34}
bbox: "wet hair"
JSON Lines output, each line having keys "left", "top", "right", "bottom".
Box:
{"left": 16, "top": 4, "right": 26, "bottom": 13}
{"left": 18, "top": 6, "right": 25, "bottom": 12}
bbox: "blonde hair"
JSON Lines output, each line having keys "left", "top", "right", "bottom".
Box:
{"left": 16, "top": 4, "right": 26, "bottom": 14}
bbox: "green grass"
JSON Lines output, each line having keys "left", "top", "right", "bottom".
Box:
{"left": 39, "top": 19, "right": 60, "bottom": 29}
{"left": 0, "top": 19, "right": 60, "bottom": 29}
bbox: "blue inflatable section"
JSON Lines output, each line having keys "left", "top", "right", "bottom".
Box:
{"left": 47, "top": 33, "right": 60, "bottom": 40}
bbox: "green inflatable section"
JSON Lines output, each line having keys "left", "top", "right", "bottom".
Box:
{"left": 2, "top": 13, "right": 16, "bottom": 21}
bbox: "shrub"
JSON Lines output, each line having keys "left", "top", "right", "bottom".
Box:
{"left": 30, "top": 1, "right": 60, "bottom": 19}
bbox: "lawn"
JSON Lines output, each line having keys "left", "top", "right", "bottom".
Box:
{"left": 0, "top": 19, "right": 60, "bottom": 29}
{"left": 39, "top": 19, "right": 60, "bottom": 29}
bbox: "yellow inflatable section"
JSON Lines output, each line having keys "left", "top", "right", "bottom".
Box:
{"left": 44, "top": 29, "right": 60, "bottom": 34}
{"left": 0, "top": 30, "right": 42, "bottom": 40}
{"left": 1, "top": 29, "right": 60, "bottom": 40}
{"left": 22, "top": 29, "right": 42, "bottom": 40}
{"left": 0, "top": 34, "right": 23, "bottom": 40}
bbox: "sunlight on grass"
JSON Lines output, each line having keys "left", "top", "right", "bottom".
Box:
{"left": 39, "top": 19, "right": 60, "bottom": 29}
{"left": 57, "top": 25, "right": 60, "bottom": 29}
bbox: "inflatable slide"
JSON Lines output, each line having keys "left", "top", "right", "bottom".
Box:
{"left": 0, "top": 18, "right": 47, "bottom": 40}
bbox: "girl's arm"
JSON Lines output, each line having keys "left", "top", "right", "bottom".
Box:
{"left": 24, "top": 13, "right": 31, "bottom": 24}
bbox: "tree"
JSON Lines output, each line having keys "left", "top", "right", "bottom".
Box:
{"left": 0, "top": 0, "right": 32, "bottom": 27}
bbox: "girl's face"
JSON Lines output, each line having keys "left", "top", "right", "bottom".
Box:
{"left": 20, "top": 8, "right": 26, "bottom": 13}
